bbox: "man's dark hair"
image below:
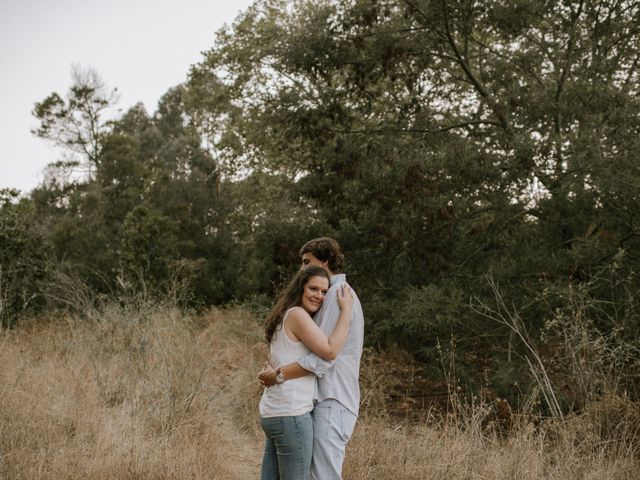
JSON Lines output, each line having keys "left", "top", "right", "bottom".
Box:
{"left": 299, "top": 237, "right": 345, "bottom": 274}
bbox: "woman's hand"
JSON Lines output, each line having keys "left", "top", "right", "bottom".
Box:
{"left": 337, "top": 284, "right": 354, "bottom": 311}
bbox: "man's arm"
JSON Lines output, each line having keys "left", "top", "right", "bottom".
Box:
{"left": 258, "top": 280, "right": 347, "bottom": 387}
{"left": 258, "top": 362, "right": 311, "bottom": 387}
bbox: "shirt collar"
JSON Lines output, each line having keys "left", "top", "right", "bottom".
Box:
{"left": 330, "top": 273, "right": 346, "bottom": 286}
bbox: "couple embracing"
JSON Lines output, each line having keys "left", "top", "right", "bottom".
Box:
{"left": 257, "top": 237, "right": 364, "bottom": 480}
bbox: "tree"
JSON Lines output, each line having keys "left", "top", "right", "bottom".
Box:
{"left": 186, "top": 0, "right": 640, "bottom": 401}
{"left": 32, "top": 66, "right": 119, "bottom": 180}
{"left": 0, "top": 190, "right": 50, "bottom": 327}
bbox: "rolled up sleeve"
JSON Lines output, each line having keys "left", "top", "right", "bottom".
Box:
{"left": 297, "top": 353, "right": 333, "bottom": 377}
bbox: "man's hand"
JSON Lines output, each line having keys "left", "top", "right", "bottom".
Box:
{"left": 258, "top": 362, "right": 277, "bottom": 387}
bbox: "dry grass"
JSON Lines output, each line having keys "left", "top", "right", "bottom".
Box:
{"left": 1, "top": 303, "right": 638, "bottom": 479}
{"left": 345, "top": 413, "right": 639, "bottom": 479}
{"left": 0, "top": 303, "right": 266, "bottom": 479}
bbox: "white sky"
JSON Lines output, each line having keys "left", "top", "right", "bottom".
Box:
{"left": 0, "top": 0, "right": 254, "bottom": 194}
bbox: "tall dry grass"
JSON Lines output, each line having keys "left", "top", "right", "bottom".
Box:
{"left": 1, "top": 303, "right": 638, "bottom": 479}
{"left": 0, "top": 302, "right": 266, "bottom": 479}
{"left": 344, "top": 410, "right": 639, "bottom": 479}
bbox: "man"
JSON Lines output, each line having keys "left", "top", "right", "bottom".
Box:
{"left": 259, "top": 237, "right": 364, "bottom": 480}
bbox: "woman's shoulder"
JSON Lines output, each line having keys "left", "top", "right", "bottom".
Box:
{"left": 287, "top": 306, "right": 308, "bottom": 318}
{"left": 286, "top": 306, "right": 313, "bottom": 324}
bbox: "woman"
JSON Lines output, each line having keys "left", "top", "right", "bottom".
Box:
{"left": 259, "top": 265, "right": 354, "bottom": 480}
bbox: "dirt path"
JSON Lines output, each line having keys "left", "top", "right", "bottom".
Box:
{"left": 212, "top": 383, "right": 263, "bottom": 479}
{"left": 215, "top": 413, "right": 262, "bottom": 479}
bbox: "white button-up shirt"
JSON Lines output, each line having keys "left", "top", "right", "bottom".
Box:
{"left": 296, "top": 273, "right": 364, "bottom": 415}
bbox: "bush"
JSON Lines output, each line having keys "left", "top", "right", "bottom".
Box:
{"left": 0, "top": 190, "right": 51, "bottom": 328}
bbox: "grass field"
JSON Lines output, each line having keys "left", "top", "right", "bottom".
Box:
{"left": 1, "top": 303, "right": 638, "bottom": 479}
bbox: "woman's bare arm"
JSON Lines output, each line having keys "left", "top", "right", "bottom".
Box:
{"left": 290, "top": 284, "right": 353, "bottom": 361}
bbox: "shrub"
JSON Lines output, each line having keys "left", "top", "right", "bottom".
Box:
{"left": 0, "top": 190, "right": 51, "bottom": 328}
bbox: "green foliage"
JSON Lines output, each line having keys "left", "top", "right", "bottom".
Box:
{"left": 18, "top": 0, "right": 640, "bottom": 410}
{"left": 183, "top": 0, "right": 640, "bottom": 406}
{"left": 32, "top": 66, "right": 118, "bottom": 174}
{"left": 539, "top": 252, "right": 640, "bottom": 407}
{"left": 120, "top": 205, "right": 179, "bottom": 291}
{"left": 0, "top": 190, "right": 50, "bottom": 327}
{"left": 371, "top": 284, "right": 467, "bottom": 361}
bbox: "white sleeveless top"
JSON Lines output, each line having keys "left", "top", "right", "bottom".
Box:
{"left": 259, "top": 308, "right": 316, "bottom": 418}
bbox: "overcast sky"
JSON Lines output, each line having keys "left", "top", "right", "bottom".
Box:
{"left": 0, "top": 0, "right": 254, "bottom": 194}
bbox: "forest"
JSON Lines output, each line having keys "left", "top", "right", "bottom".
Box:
{"left": 2, "top": 0, "right": 640, "bottom": 419}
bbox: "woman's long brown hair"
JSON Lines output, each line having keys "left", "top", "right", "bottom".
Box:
{"left": 265, "top": 266, "right": 330, "bottom": 343}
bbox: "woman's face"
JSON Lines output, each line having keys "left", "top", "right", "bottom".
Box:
{"left": 301, "top": 275, "right": 329, "bottom": 313}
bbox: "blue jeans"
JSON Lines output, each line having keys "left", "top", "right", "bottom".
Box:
{"left": 261, "top": 413, "right": 313, "bottom": 480}
{"left": 311, "top": 399, "right": 358, "bottom": 480}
